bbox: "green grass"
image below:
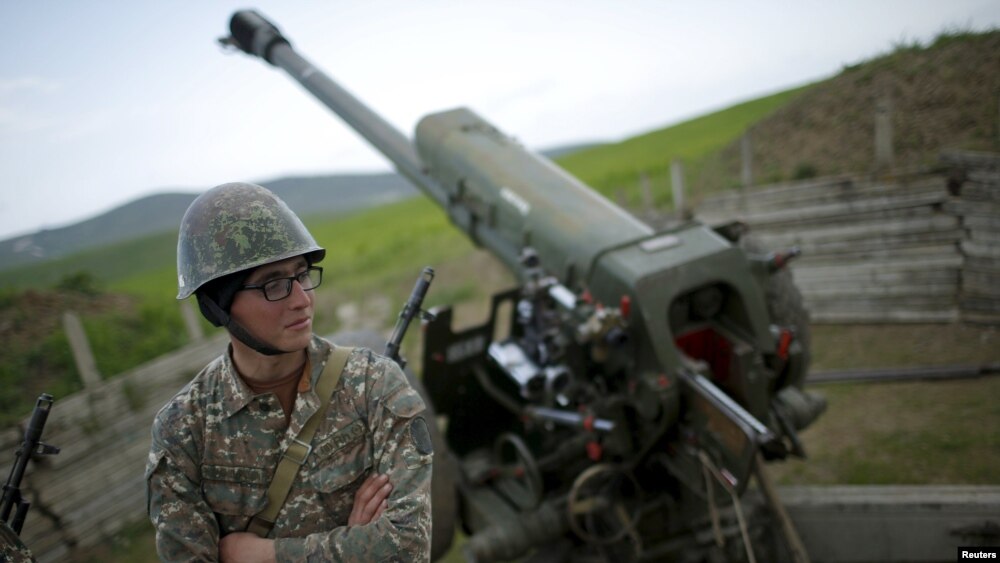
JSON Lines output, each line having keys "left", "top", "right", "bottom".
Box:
{"left": 0, "top": 196, "right": 482, "bottom": 423}
{"left": 767, "top": 323, "right": 1000, "bottom": 486}
{"left": 0, "top": 196, "right": 473, "bottom": 302}
{"left": 80, "top": 302, "right": 188, "bottom": 377}
{"left": 0, "top": 229, "right": 178, "bottom": 292}
{"left": 810, "top": 324, "right": 1000, "bottom": 369}
{"left": 554, "top": 84, "right": 815, "bottom": 207}
{"left": 772, "top": 376, "right": 1000, "bottom": 485}
{"left": 306, "top": 197, "right": 474, "bottom": 299}
{"left": 0, "top": 329, "right": 81, "bottom": 426}
{"left": 0, "top": 291, "right": 196, "bottom": 425}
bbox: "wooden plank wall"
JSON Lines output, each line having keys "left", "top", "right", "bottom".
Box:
{"left": 0, "top": 335, "right": 228, "bottom": 562}
{"left": 692, "top": 151, "right": 999, "bottom": 324}
{"left": 2, "top": 329, "right": 383, "bottom": 561}
{"left": 947, "top": 151, "right": 1000, "bottom": 324}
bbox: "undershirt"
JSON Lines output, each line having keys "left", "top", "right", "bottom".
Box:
{"left": 242, "top": 357, "right": 311, "bottom": 424}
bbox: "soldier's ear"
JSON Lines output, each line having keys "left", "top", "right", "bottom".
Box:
{"left": 196, "top": 270, "right": 252, "bottom": 326}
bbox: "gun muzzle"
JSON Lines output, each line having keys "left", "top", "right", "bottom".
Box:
{"left": 228, "top": 10, "right": 289, "bottom": 64}
{"left": 385, "top": 267, "right": 436, "bottom": 368}
{"left": 24, "top": 394, "right": 53, "bottom": 445}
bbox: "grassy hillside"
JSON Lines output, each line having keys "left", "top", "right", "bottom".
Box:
{"left": 0, "top": 197, "right": 480, "bottom": 424}
{"left": 0, "top": 196, "right": 461, "bottom": 297}
{"left": 555, "top": 85, "right": 814, "bottom": 206}
{"left": 696, "top": 29, "right": 1000, "bottom": 193}
{"left": 0, "top": 193, "right": 196, "bottom": 272}
{"left": 0, "top": 230, "right": 179, "bottom": 294}
{"left": 0, "top": 173, "right": 415, "bottom": 273}
{"left": 1, "top": 28, "right": 996, "bottom": 429}
{"left": 555, "top": 28, "right": 1000, "bottom": 214}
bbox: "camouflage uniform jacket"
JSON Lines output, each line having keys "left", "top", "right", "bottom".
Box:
{"left": 145, "top": 335, "right": 433, "bottom": 562}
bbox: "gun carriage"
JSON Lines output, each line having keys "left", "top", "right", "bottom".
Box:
{"left": 224, "top": 11, "right": 826, "bottom": 562}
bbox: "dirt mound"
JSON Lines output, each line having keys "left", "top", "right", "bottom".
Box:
{"left": 697, "top": 30, "right": 1000, "bottom": 190}
{"left": 0, "top": 289, "right": 133, "bottom": 355}
{"left": 0, "top": 288, "right": 135, "bottom": 424}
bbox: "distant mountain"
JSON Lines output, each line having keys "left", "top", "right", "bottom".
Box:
{"left": 0, "top": 172, "right": 416, "bottom": 273}
{"left": 0, "top": 140, "right": 605, "bottom": 274}
{"left": 264, "top": 173, "right": 417, "bottom": 216}
{"left": 539, "top": 142, "right": 606, "bottom": 159}
{"left": 0, "top": 193, "right": 197, "bottom": 272}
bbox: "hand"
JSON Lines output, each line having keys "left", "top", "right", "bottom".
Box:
{"left": 349, "top": 473, "right": 392, "bottom": 526}
{"left": 219, "top": 532, "right": 276, "bottom": 563}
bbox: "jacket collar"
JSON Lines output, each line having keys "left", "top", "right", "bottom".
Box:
{"left": 219, "top": 335, "right": 332, "bottom": 418}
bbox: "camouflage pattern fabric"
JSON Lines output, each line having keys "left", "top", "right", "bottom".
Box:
{"left": 146, "top": 335, "right": 432, "bottom": 562}
{"left": 0, "top": 521, "right": 34, "bottom": 562}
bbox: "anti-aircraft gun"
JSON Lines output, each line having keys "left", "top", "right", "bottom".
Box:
{"left": 223, "top": 11, "right": 827, "bottom": 562}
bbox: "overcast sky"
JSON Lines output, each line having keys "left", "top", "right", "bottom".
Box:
{"left": 1, "top": 1, "right": 998, "bottom": 242}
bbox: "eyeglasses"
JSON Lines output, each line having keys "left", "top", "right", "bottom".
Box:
{"left": 240, "top": 267, "right": 323, "bottom": 302}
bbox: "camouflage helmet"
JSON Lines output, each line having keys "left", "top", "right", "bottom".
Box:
{"left": 176, "top": 182, "right": 325, "bottom": 299}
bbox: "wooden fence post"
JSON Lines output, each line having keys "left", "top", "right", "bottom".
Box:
{"left": 62, "top": 311, "right": 102, "bottom": 388}
{"left": 615, "top": 188, "right": 628, "bottom": 209}
{"left": 639, "top": 172, "right": 653, "bottom": 212}
{"left": 741, "top": 131, "right": 753, "bottom": 188}
{"left": 671, "top": 159, "right": 686, "bottom": 217}
{"left": 875, "top": 96, "right": 895, "bottom": 172}
{"left": 180, "top": 300, "right": 205, "bottom": 342}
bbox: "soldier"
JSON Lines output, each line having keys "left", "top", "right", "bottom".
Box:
{"left": 146, "top": 182, "right": 433, "bottom": 562}
{"left": 0, "top": 521, "right": 34, "bottom": 563}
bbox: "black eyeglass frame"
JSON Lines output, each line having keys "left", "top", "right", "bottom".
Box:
{"left": 239, "top": 266, "right": 323, "bottom": 302}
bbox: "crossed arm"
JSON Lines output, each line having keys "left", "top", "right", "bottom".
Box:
{"left": 148, "top": 353, "right": 432, "bottom": 562}
{"left": 218, "top": 473, "right": 393, "bottom": 563}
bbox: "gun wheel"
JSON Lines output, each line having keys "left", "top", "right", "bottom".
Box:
{"left": 738, "top": 233, "right": 812, "bottom": 384}
{"left": 567, "top": 464, "right": 642, "bottom": 546}
{"left": 492, "top": 433, "right": 544, "bottom": 511}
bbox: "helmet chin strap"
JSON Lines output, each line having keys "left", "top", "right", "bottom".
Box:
{"left": 197, "top": 293, "right": 289, "bottom": 356}
{"left": 226, "top": 318, "right": 288, "bottom": 357}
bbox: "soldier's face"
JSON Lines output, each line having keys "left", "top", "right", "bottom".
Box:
{"left": 230, "top": 256, "right": 315, "bottom": 353}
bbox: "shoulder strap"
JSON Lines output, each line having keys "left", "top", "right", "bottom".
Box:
{"left": 246, "top": 346, "right": 353, "bottom": 537}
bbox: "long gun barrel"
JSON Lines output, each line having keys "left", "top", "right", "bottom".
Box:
{"left": 222, "top": 6, "right": 789, "bottom": 461}
{"left": 224, "top": 10, "right": 651, "bottom": 286}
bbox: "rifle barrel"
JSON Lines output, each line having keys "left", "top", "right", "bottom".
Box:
{"left": 1, "top": 393, "right": 56, "bottom": 535}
